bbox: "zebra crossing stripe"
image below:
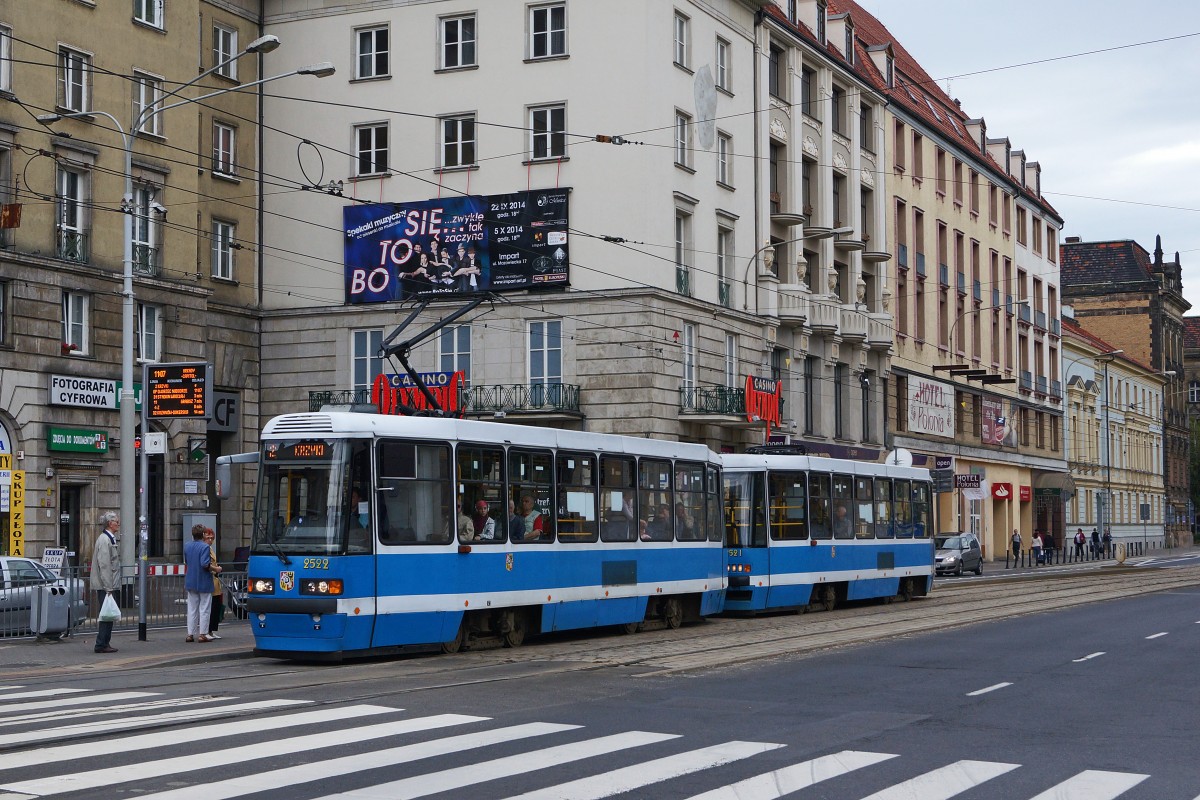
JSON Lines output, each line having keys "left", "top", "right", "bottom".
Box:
{"left": 117, "top": 722, "right": 572, "bottom": 800}
{"left": 504, "top": 740, "right": 786, "bottom": 800}
{"left": 1026, "top": 769, "right": 1149, "bottom": 799}
{"left": 0, "top": 705, "right": 422, "bottom": 796}
{"left": 0, "top": 692, "right": 157, "bottom": 715}
{"left": 0, "top": 699, "right": 308, "bottom": 748}
{"left": 682, "top": 750, "right": 899, "bottom": 800}
{"left": 310, "top": 731, "right": 684, "bottom": 800}
{"left": 0, "top": 696, "right": 213, "bottom": 728}
{"left": 858, "top": 759, "right": 1020, "bottom": 799}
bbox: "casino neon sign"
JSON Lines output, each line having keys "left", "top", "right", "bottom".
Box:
{"left": 745, "top": 375, "right": 782, "bottom": 438}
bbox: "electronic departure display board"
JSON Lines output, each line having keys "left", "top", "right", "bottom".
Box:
{"left": 146, "top": 362, "right": 209, "bottom": 419}
{"left": 265, "top": 441, "right": 335, "bottom": 461}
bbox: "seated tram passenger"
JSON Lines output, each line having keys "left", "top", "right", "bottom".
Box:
{"left": 642, "top": 504, "right": 672, "bottom": 541}
{"left": 515, "top": 494, "right": 546, "bottom": 542}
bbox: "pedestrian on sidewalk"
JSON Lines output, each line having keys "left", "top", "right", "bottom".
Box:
{"left": 204, "top": 527, "right": 224, "bottom": 640}
{"left": 1102, "top": 528, "right": 1113, "bottom": 558}
{"left": 184, "top": 524, "right": 214, "bottom": 643}
{"left": 1032, "top": 531, "right": 1044, "bottom": 565}
{"left": 1010, "top": 529, "right": 1021, "bottom": 564}
{"left": 91, "top": 511, "right": 121, "bottom": 654}
{"left": 1074, "top": 528, "right": 1086, "bottom": 559}
{"left": 1091, "top": 528, "right": 1101, "bottom": 558}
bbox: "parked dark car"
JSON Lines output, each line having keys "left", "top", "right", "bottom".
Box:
{"left": 935, "top": 533, "right": 983, "bottom": 576}
{"left": 0, "top": 556, "right": 88, "bottom": 635}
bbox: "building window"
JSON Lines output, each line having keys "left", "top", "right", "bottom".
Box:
{"left": 213, "top": 24, "right": 237, "bottom": 79}
{"left": 724, "top": 334, "right": 737, "bottom": 386}
{"left": 352, "top": 329, "right": 383, "bottom": 394}
{"left": 768, "top": 44, "right": 784, "bottom": 100}
{"left": 133, "top": 72, "right": 163, "bottom": 136}
{"left": 1016, "top": 206, "right": 1027, "bottom": 245}
{"left": 134, "top": 0, "right": 164, "bottom": 29}
{"left": 862, "top": 370, "right": 874, "bottom": 442}
{"left": 441, "top": 15, "right": 476, "bottom": 69}
{"left": 831, "top": 86, "right": 846, "bottom": 136}
{"left": 137, "top": 303, "right": 160, "bottom": 362}
{"left": 131, "top": 184, "right": 161, "bottom": 274}
{"left": 804, "top": 357, "right": 816, "bottom": 434}
{"left": 441, "top": 114, "right": 476, "bottom": 168}
{"left": 354, "top": 123, "right": 388, "bottom": 175}
{"left": 356, "top": 26, "right": 389, "bottom": 79}
{"left": 211, "top": 219, "right": 236, "bottom": 280}
{"left": 58, "top": 47, "right": 90, "bottom": 112}
{"left": 816, "top": 0, "right": 827, "bottom": 43}
{"left": 673, "top": 12, "right": 689, "bottom": 69}
{"left": 529, "top": 104, "right": 565, "bottom": 160}
{"left": 212, "top": 122, "right": 236, "bottom": 176}
{"left": 715, "top": 37, "right": 730, "bottom": 91}
{"left": 675, "top": 111, "right": 692, "bottom": 168}
{"left": 1189, "top": 381, "right": 1200, "bottom": 404}
{"left": 800, "top": 66, "right": 814, "bottom": 117}
{"left": 674, "top": 209, "right": 692, "bottom": 295}
{"left": 0, "top": 25, "right": 11, "bottom": 94}
{"left": 56, "top": 166, "right": 88, "bottom": 263}
{"left": 529, "top": 319, "right": 562, "bottom": 385}
{"left": 717, "top": 225, "right": 732, "bottom": 305}
{"left": 62, "top": 292, "right": 89, "bottom": 355}
{"left": 859, "top": 104, "right": 872, "bottom": 151}
{"left": 716, "top": 132, "right": 731, "bottom": 186}
{"left": 682, "top": 323, "right": 696, "bottom": 392}
{"left": 834, "top": 364, "right": 846, "bottom": 438}
{"left": 529, "top": 3, "right": 566, "bottom": 59}
{"left": 439, "top": 324, "right": 471, "bottom": 388}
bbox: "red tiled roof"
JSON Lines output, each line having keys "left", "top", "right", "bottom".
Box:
{"left": 1059, "top": 239, "right": 1156, "bottom": 295}
{"left": 1183, "top": 317, "right": 1200, "bottom": 350}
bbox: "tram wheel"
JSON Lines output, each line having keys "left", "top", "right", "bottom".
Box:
{"left": 620, "top": 621, "right": 642, "bottom": 635}
{"left": 441, "top": 622, "right": 466, "bottom": 654}
{"left": 663, "top": 598, "right": 684, "bottom": 630}
{"left": 898, "top": 579, "right": 914, "bottom": 602}
{"left": 503, "top": 611, "right": 527, "bottom": 648}
{"left": 819, "top": 585, "right": 837, "bottom": 613}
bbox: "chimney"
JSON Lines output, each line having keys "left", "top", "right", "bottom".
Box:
{"left": 1065, "top": 236, "right": 1081, "bottom": 244}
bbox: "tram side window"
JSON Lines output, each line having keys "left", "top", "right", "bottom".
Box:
{"left": 768, "top": 471, "right": 808, "bottom": 540}
{"left": 893, "top": 479, "right": 912, "bottom": 538}
{"left": 723, "top": 472, "right": 766, "bottom": 547}
{"left": 557, "top": 452, "right": 598, "bottom": 542}
{"left": 345, "top": 442, "right": 373, "bottom": 553}
{"left": 912, "top": 482, "right": 931, "bottom": 538}
{"left": 639, "top": 458, "right": 674, "bottom": 541}
{"left": 832, "top": 474, "right": 854, "bottom": 539}
{"left": 855, "top": 477, "right": 875, "bottom": 539}
{"left": 510, "top": 449, "right": 554, "bottom": 543}
{"left": 600, "top": 456, "right": 637, "bottom": 542}
{"left": 674, "top": 461, "right": 706, "bottom": 541}
{"left": 706, "top": 466, "right": 722, "bottom": 542}
{"left": 376, "top": 440, "right": 453, "bottom": 545}
{"left": 875, "top": 479, "right": 895, "bottom": 539}
{"left": 810, "top": 474, "right": 832, "bottom": 539}
{"left": 457, "top": 445, "right": 506, "bottom": 543}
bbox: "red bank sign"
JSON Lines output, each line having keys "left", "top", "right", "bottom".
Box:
{"left": 992, "top": 482, "right": 1013, "bottom": 499}
{"left": 1019, "top": 485, "right": 1032, "bottom": 502}
{"left": 745, "top": 376, "right": 782, "bottom": 437}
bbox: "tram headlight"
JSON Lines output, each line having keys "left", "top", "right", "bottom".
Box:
{"left": 249, "top": 578, "right": 275, "bottom": 594}
{"left": 300, "top": 578, "right": 344, "bottom": 596}
{"left": 727, "top": 564, "right": 751, "bottom": 574}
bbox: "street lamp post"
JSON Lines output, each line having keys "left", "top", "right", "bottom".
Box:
{"left": 1096, "top": 349, "right": 1124, "bottom": 552}
{"left": 948, "top": 299, "right": 1028, "bottom": 358}
{"left": 38, "top": 43, "right": 334, "bottom": 638}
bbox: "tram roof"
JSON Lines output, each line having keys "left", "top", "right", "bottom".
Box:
{"left": 721, "top": 452, "right": 930, "bottom": 479}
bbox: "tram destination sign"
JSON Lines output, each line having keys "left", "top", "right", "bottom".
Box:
{"left": 146, "top": 362, "right": 210, "bottom": 419}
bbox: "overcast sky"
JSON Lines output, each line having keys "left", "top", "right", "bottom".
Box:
{"left": 854, "top": 0, "right": 1200, "bottom": 313}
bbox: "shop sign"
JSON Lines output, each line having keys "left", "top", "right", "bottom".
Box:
{"left": 373, "top": 371, "right": 465, "bottom": 415}
{"left": 908, "top": 377, "right": 954, "bottom": 438}
{"left": 992, "top": 482, "right": 1013, "bottom": 499}
{"left": 46, "top": 427, "right": 109, "bottom": 453}
{"left": 744, "top": 376, "right": 783, "bottom": 438}
{"left": 48, "top": 375, "right": 117, "bottom": 409}
{"left": 955, "top": 474, "right": 981, "bottom": 489}
{"left": 1019, "top": 485, "right": 1032, "bottom": 502}
{"left": 7, "top": 470, "right": 23, "bottom": 555}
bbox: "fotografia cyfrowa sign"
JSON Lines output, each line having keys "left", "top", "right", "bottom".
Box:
{"left": 343, "top": 189, "right": 570, "bottom": 303}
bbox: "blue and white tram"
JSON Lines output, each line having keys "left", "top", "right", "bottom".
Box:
{"left": 721, "top": 453, "right": 935, "bottom": 613}
{"left": 244, "top": 412, "right": 726, "bottom": 659}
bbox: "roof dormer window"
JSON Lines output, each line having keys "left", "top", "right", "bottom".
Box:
{"left": 844, "top": 21, "right": 854, "bottom": 65}
{"left": 886, "top": 54, "right": 894, "bottom": 86}
{"left": 817, "top": 0, "right": 827, "bottom": 44}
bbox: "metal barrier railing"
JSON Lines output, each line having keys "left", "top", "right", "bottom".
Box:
{"left": 1005, "top": 540, "right": 1160, "bottom": 569}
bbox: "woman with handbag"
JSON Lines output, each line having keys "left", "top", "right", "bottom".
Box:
{"left": 184, "top": 524, "right": 214, "bottom": 642}
{"left": 91, "top": 511, "right": 122, "bottom": 654}
{"left": 203, "top": 528, "right": 225, "bottom": 639}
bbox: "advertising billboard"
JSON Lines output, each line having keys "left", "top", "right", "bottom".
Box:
{"left": 907, "top": 376, "right": 954, "bottom": 438}
{"left": 343, "top": 189, "right": 570, "bottom": 303}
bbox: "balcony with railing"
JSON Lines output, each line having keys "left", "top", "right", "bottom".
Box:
{"left": 718, "top": 280, "right": 731, "bottom": 308}
{"left": 956, "top": 271, "right": 967, "bottom": 295}
{"left": 1050, "top": 379, "right": 1062, "bottom": 402}
{"left": 1034, "top": 310, "right": 1047, "bottom": 330}
{"left": 938, "top": 263, "right": 949, "bottom": 286}
{"left": 897, "top": 243, "right": 908, "bottom": 269}
{"left": 973, "top": 279, "right": 982, "bottom": 302}
{"left": 778, "top": 289, "right": 810, "bottom": 326}
{"left": 992, "top": 288, "right": 1001, "bottom": 306}
{"left": 1049, "top": 317, "right": 1061, "bottom": 337}
{"left": 1018, "top": 304, "right": 1032, "bottom": 325}
{"left": 57, "top": 229, "right": 88, "bottom": 263}
{"left": 867, "top": 312, "right": 893, "bottom": 349}
{"left": 133, "top": 243, "right": 161, "bottom": 277}
{"left": 840, "top": 306, "right": 868, "bottom": 341}
{"left": 1019, "top": 370, "right": 1033, "bottom": 392}
{"left": 808, "top": 297, "right": 839, "bottom": 333}
{"left": 680, "top": 385, "right": 784, "bottom": 423}
{"left": 1036, "top": 375, "right": 1048, "bottom": 396}
{"left": 309, "top": 382, "right": 582, "bottom": 416}
{"left": 676, "top": 267, "right": 691, "bottom": 296}
{"left": 915, "top": 252, "right": 927, "bottom": 278}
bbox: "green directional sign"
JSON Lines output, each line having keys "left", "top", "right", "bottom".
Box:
{"left": 47, "top": 427, "right": 109, "bottom": 453}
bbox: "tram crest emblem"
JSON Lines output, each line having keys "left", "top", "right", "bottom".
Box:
{"left": 279, "top": 571, "right": 295, "bottom": 592}
{"left": 505, "top": 553, "right": 514, "bottom": 572}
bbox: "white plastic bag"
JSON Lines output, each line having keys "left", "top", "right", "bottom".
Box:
{"left": 98, "top": 593, "right": 121, "bottom": 622}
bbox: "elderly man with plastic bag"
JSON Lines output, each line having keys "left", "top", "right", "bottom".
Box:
{"left": 91, "top": 511, "right": 122, "bottom": 654}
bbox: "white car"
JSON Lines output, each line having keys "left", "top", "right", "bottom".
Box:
{"left": 0, "top": 556, "right": 88, "bottom": 636}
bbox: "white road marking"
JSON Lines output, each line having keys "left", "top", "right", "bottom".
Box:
{"left": 313, "top": 731, "right": 683, "bottom": 800}
{"left": 0, "top": 706, "right": 449, "bottom": 796}
{"left": 130, "top": 722, "right": 574, "bottom": 800}
{"left": 966, "top": 682, "right": 1011, "bottom": 696}
{"left": 1145, "top": 632, "right": 1169, "bottom": 639}
{"left": 681, "top": 750, "right": 898, "bottom": 800}
{"left": 0, "top": 692, "right": 156, "bottom": 715}
{"left": 859, "top": 759, "right": 1020, "bottom": 799}
{"left": 0, "top": 695, "right": 224, "bottom": 727}
{"left": 1072, "top": 652, "right": 1106, "bottom": 662}
{"left": 505, "top": 740, "right": 787, "bottom": 800}
{"left": 1027, "top": 769, "right": 1148, "bottom": 799}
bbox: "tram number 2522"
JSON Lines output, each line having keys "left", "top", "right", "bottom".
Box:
{"left": 302, "top": 558, "right": 330, "bottom": 570}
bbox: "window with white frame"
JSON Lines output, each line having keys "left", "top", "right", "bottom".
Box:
{"left": 716, "top": 132, "right": 731, "bottom": 186}
{"left": 675, "top": 210, "right": 691, "bottom": 270}
{"left": 58, "top": 47, "right": 90, "bottom": 112}
{"left": 441, "top": 15, "right": 476, "bottom": 69}
{"left": 1190, "top": 381, "right": 1200, "bottom": 404}
{"left": 354, "top": 123, "right": 389, "bottom": 175}
{"left": 212, "top": 122, "right": 236, "bottom": 176}
{"left": 439, "top": 324, "right": 471, "bottom": 388}
{"left": 137, "top": 303, "right": 161, "bottom": 362}
{"left": 131, "top": 184, "right": 161, "bottom": 273}
{"left": 0, "top": 25, "right": 12, "bottom": 94}
{"left": 133, "top": 72, "right": 163, "bottom": 136}
{"left": 529, "top": 4, "right": 566, "bottom": 59}
{"left": 715, "top": 37, "right": 730, "bottom": 91}
{"left": 441, "top": 114, "right": 476, "bottom": 168}
{"left": 673, "top": 12, "right": 689, "bottom": 69}
{"left": 724, "top": 333, "right": 737, "bottom": 387}
{"left": 682, "top": 323, "right": 696, "bottom": 393}
{"left": 211, "top": 219, "right": 236, "bottom": 280}
{"left": 717, "top": 225, "right": 732, "bottom": 305}
{"left": 529, "top": 104, "right": 565, "bottom": 160}
{"left": 62, "top": 291, "right": 88, "bottom": 355}
{"left": 355, "top": 26, "right": 389, "bottom": 79}
{"left": 134, "top": 0, "right": 164, "bottom": 29}
{"left": 529, "top": 320, "right": 562, "bottom": 386}
{"left": 56, "top": 166, "right": 87, "bottom": 262}
{"left": 213, "top": 24, "right": 237, "bottom": 79}
{"left": 352, "top": 329, "right": 383, "bottom": 394}
{"left": 675, "top": 111, "right": 692, "bottom": 168}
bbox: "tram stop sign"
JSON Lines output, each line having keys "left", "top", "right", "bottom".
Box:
{"left": 931, "top": 468, "right": 955, "bottom": 493}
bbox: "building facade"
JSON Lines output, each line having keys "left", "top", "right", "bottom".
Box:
{"left": 0, "top": 2, "right": 264, "bottom": 565}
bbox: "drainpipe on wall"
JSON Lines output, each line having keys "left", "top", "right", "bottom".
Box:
{"left": 752, "top": 8, "right": 763, "bottom": 318}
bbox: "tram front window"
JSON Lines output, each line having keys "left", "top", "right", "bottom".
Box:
{"left": 253, "top": 439, "right": 366, "bottom": 556}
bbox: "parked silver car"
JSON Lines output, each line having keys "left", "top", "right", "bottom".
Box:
{"left": 935, "top": 533, "right": 984, "bottom": 576}
{"left": 0, "top": 556, "right": 88, "bottom": 635}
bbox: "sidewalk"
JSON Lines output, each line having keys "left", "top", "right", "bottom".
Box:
{"left": 0, "top": 620, "right": 258, "bottom": 679}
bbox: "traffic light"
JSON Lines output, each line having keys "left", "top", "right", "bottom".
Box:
{"left": 188, "top": 437, "right": 208, "bottom": 463}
